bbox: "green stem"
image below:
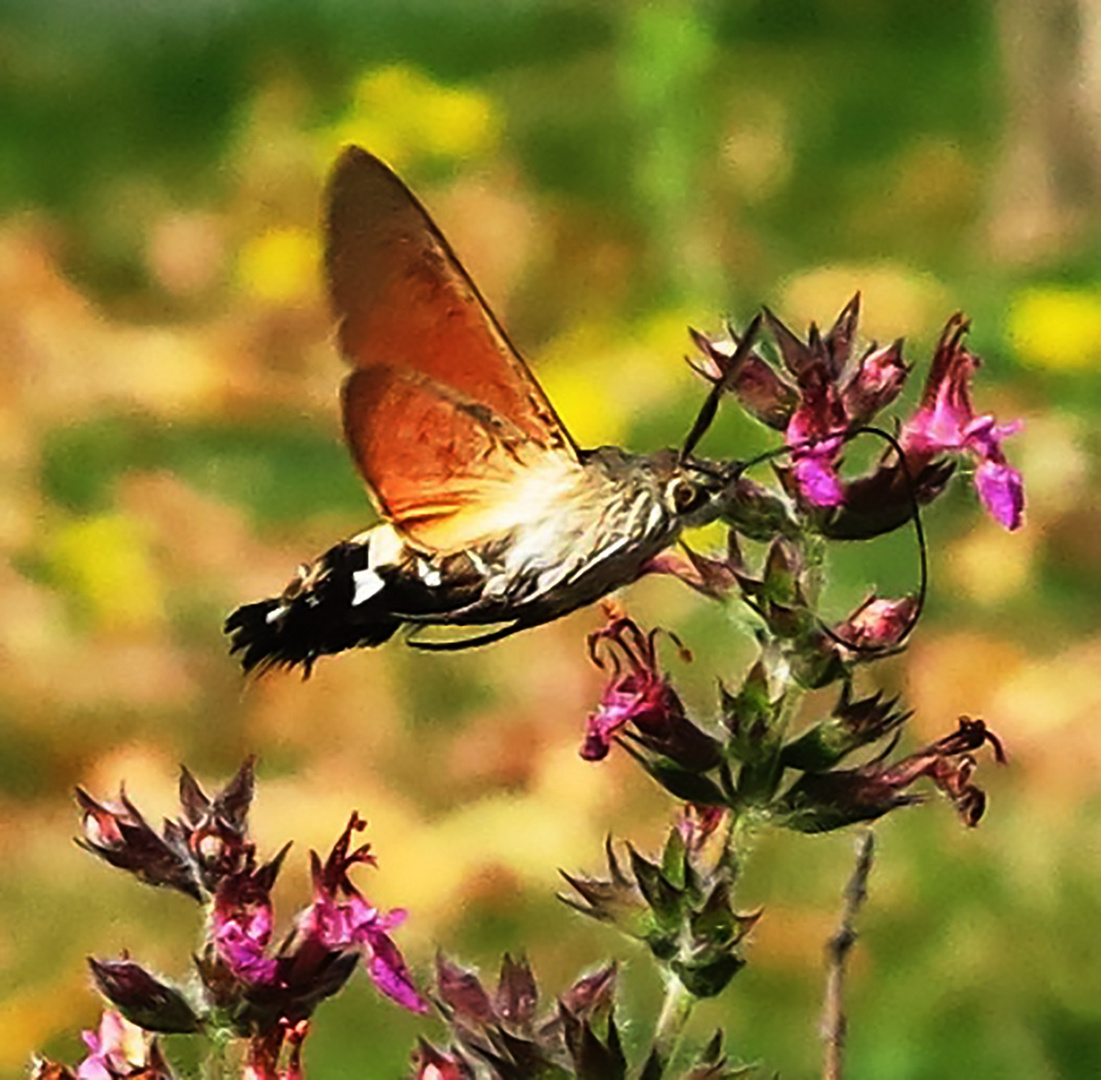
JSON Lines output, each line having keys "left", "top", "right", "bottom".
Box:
{"left": 202, "top": 1039, "right": 226, "bottom": 1080}
{"left": 652, "top": 972, "right": 696, "bottom": 1075}
{"left": 202, "top": 1031, "right": 238, "bottom": 1080}
{"left": 721, "top": 804, "right": 761, "bottom": 878}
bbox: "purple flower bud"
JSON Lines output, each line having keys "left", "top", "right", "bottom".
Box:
{"left": 176, "top": 758, "right": 257, "bottom": 891}
{"left": 434, "top": 953, "right": 495, "bottom": 1023}
{"left": 76, "top": 760, "right": 262, "bottom": 902}
{"left": 559, "top": 963, "right": 618, "bottom": 1018}
{"left": 88, "top": 958, "right": 200, "bottom": 1034}
{"left": 834, "top": 594, "right": 919, "bottom": 652}
{"left": 494, "top": 954, "right": 538, "bottom": 1026}
{"left": 841, "top": 339, "right": 908, "bottom": 423}
{"left": 75, "top": 789, "right": 199, "bottom": 901}
{"left": 689, "top": 326, "right": 798, "bottom": 430}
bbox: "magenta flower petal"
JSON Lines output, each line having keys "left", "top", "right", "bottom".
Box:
{"left": 974, "top": 459, "right": 1025, "bottom": 531}
{"left": 215, "top": 921, "right": 279, "bottom": 984}
{"left": 580, "top": 686, "right": 638, "bottom": 761}
{"left": 77, "top": 1011, "right": 144, "bottom": 1080}
{"left": 791, "top": 451, "right": 844, "bottom": 507}
{"left": 364, "top": 930, "right": 429, "bottom": 1013}
{"left": 899, "top": 316, "right": 1026, "bottom": 530}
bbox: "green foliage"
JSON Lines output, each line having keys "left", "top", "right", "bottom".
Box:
{"left": 40, "top": 414, "right": 368, "bottom": 529}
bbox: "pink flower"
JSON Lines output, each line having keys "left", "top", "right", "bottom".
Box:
{"left": 211, "top": 852, "right": 286, "bottom": 986}
{"left": 757, "top": 298, "right": 906, "bottom": 510}
{"left": 580, "top": 607, "right": 717, "bottom": 771}
{"left": 785, "top": 364, "right": 848, "bottom": 509}
{"left": 901, "top": 315, "right": 1024, "bottom": 530}
{"left": 693, "top": 302, "right": 1024, "bottom": 536}
{"left": 77, "top": 1011, "right": 162, "bottom": 1080}
{"left": 298, "top": 813, "right": 427, "bottom": 1014}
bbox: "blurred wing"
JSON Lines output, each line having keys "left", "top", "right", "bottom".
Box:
{"left": 326, "top": 146, "right": 579, "bottom": 548}
{"left": 342, "top": 364, "right": 579, "bottom": 552}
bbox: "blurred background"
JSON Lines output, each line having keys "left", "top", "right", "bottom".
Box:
{"left": 1, "top": 0, "right": 1099, "bottom": 1076}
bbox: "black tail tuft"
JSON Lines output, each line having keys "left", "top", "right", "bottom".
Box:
{"left": 225, "top": 541, "right": 401, "bottom": 676}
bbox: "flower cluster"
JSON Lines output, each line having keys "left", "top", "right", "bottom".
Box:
{"left": 561, "top": 824, "right": 760, "bottom": 1000}
{"left": 412, "top": 953, "right": 748, "bottom": 1079}
{"left": 59, "top": 761, "right": 425, "bottom": 1080}
{"left": 693, "top": 297, "right": 1024, "bottom": 535}
{"left": 581, "top": 302, "right": 1014, "bottom": 841}
{"left": 579, "top": 601, "right": 1004, "bottom": 836}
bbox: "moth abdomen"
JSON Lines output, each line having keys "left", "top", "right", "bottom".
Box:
{"left": 225, "top": 538, "right": 401, "bottom": 676}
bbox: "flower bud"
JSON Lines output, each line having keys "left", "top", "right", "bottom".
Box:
{"left": 841, "top": 339, "right": 908, "bottom": 423}
{"left": 76, "top": 789, "right": 200, "bottom": 901}
{"left": 689, "top": 326, "right": 798, "bottom": 430}
{"left": 834, "top": 594, "right": 919, "bottom": 653}
{"left": 88, "top": 958, "right": 200, "bottom": 1034}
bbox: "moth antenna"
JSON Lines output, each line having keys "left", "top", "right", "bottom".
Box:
{"left": 680, "top": 312, "right": 764, "bottom": 463}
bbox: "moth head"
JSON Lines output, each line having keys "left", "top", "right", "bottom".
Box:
{"left": 661, "top": 456, "right": 734, "bottom": 526}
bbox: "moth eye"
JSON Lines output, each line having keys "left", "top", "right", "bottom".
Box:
{"left": 669, "top": 476, "right": 706, "bottom": 515}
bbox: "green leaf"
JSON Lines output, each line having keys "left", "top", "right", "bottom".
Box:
{"left": 661, "top": 824, "right": 688, "bottom": 889}
{"left": 672, "top": 952, "right": 745, "bottom": 999}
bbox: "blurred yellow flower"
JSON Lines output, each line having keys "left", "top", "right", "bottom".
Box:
{"left": 234, "top": 225, "right": 320, "bottom": 303}
{"left": 539, "top": 309, "right": 702, "bottom": 448}
{"left": 319, "top": 65, "right": 500, "bottom": 171}
{"left": 44, "top": 514, "right": 164, "bottom": 632}
{"left": 780, "top": 263, "right": 947, "bottom": 342}
{"left": 1006, "top": 286, "right": 1101, "bottom": 371}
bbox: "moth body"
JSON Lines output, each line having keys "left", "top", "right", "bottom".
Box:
{"left": 226, "top": 147, "right": 750, "bottom": 675}
{"left": 226, "top": 447, "right": 729, "bottom": 673}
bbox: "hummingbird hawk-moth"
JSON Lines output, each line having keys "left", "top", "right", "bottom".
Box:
{"left": 226, "top": 147, "right": 755, "bottom": 674}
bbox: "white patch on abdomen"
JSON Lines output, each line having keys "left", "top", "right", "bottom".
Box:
{"left": 352, "top": 568, "right": 386, "bottom": 605}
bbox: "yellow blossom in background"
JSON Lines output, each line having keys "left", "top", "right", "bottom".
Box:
{"left": 0, "top": 979, "right": 93, "bottom": 1073}
{"left": 1006, "top": 286, "right": 1101, "bottom": 371}
{"left": 539, "top": 308, "right": 703, "bottom": 448}
{"left": 317, "top": 65, "right": 501, "bottom": 172}
{"left": 945, "top": 518, "right": 1036, "bottom": 607}
{"left": 43, "top": 514, "right": 165, "bottom": 632}
{"left": 234, "top": 225, "right": 320, "bottom": 303}
{"left": 779, "top": 262, "right": 948, "bottom": 341}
